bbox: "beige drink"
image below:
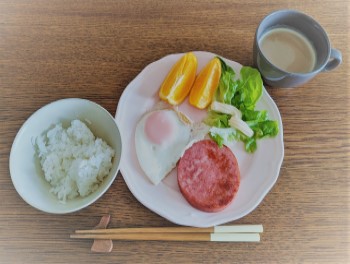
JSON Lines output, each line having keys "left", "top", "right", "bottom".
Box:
{"left": 259, "top": 27, "right": 316, "bottom": 73}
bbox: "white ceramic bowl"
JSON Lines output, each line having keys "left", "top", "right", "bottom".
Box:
{"left": 9, "top": 98, "right": 123, "bottom": 214}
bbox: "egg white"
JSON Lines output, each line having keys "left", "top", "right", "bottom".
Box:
{"left": 135, "top": 109, "right": 192, "bottom": 185}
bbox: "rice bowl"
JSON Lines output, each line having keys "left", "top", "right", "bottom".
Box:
{"left": 9, "top": 98, "right": 123, "bottom": 214}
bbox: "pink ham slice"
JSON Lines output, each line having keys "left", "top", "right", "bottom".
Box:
{"left": 177, "top": 139, "right": 240, "bottom": 212}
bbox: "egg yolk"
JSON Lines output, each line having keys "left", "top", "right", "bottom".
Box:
{"left": 144, "top": 111, "right": 176, "bottom": 145}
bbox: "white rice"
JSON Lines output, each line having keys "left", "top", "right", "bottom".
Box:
{"left": 35, "top": 119, "right": 115, "bottom": 203}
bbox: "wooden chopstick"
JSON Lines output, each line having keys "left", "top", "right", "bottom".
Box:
{"left": 71, "top": 225, "right": 263, "bottom": 242}
{"left": 74, "top": 225, "right": 263, "bottom": 234}
{"left": 70, "top": 232, "right": 260, "bottom": 242}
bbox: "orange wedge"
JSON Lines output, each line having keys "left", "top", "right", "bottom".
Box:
{"left": 159, "top": 52, "right": 198, "bottom": 105}
{"left": 189, "top": 57, "right": 221, "bottom": 109}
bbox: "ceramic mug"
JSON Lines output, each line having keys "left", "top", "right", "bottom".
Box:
{"left": 253, "top": 9, "right": 342, "bottom": 88}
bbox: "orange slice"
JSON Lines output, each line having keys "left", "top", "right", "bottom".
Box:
{"left": 189, "top": 57, "right": 221, "bottom": 109}
{"left": 159, "top": 52, "right": 198, "bottom": 105}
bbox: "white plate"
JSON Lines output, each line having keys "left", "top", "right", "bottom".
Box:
{"left": 115, "top": 51, "right": 284, "bottom": 227}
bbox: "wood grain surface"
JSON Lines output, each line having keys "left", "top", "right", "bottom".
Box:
{"left": 0, "top": 0, "right": 349, "bottom": 263}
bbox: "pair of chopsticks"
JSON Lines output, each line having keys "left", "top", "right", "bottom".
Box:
{"left": 70, "top": 225, "right": 263, "bottom": 242}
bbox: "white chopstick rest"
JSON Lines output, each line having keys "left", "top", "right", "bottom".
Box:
{"left": 214, "top": 224, "right": 263, "bottom": 233}
{"left": 210, "top": 233, "right": 260, "bottom": 242}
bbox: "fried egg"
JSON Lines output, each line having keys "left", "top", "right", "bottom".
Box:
{"left": 135, "top": 109, "right": 208, "bottom": 185}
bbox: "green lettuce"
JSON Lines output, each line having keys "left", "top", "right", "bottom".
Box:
{"left": 215, "top": 58, "right": 237, "bottom": 104}
{"left": 205, "top": 58, "right": 279, "bottom": 153}
{"left": 232, "top": 66, "right": 263, "bottom": 110}
{"left": 204, "top": 111, "right": 230, "bottom": 128}
{"left": 208, "top": 127, "right": 237, "bottom": 148}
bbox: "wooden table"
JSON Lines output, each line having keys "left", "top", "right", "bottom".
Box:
{"left": 1, "top": 1, "right": 349, "bottom": 263}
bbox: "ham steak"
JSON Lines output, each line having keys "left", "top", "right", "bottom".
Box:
{"left": 177, "top": 139, "right": 240, "bottom": 212}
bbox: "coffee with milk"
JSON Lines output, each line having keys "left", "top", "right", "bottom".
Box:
{"left": 259, "top": 27, "right": 316, "bottom": 74}
{"left": 253, "top": 10, "right": 342, "bottom": 88}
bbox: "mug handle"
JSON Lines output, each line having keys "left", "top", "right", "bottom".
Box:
{"left": 323, "top": 48, "right": 342, "bottom": 72}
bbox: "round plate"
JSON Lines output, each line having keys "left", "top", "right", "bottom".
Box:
{"left": 115, "top": 51, "right": 284, "bottom": 227}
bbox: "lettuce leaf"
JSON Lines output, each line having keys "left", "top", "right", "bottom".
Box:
{"left": 205, "top": 58, "right": 279, "bottom": 153}
{"left": 232, "top": 67, "right": 263, "bottom": 110}
{"left": 204, "top": 111, "right": 230, "bottom": 128}
{"left": 242, "top": 109, "right": 268, "bottom": 122}
{"left": 208, "top": 127, "right": 237, "bottom": 148}
{"left": 215, "top": 58, "right": 237, "bottom": 104}
{"left": 249, "top": 120, "right": 279, "bottom": 139}
{"left": 243, "top": 137, "right": 257, "bottom": 153}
